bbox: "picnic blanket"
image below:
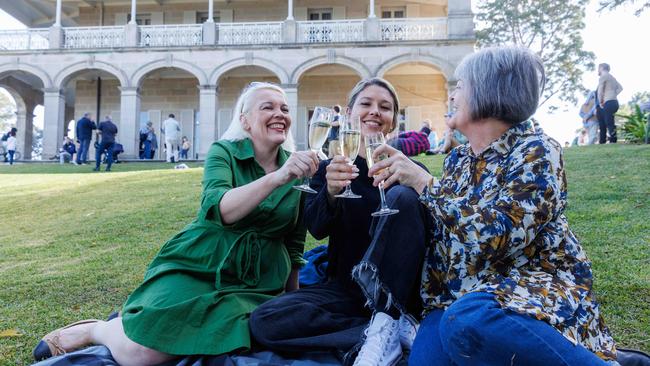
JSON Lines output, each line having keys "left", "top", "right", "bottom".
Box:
{"left": 32, "top": 346, "right": 343, "bottom": 366}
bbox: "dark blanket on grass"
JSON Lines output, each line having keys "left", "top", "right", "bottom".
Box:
{"left": 32, "top": 345, "right": 343, "bottom": 366}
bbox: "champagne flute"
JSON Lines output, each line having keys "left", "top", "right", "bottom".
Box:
{"left": 335, "top": 115, "right": 362, "bottom": 199}
{"left": 294, "top": 106, "right": 333, "bottom": 193}
{"left": 365, "top": 132, "right": 399, "bottom": 216}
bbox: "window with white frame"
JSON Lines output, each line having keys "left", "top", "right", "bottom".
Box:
{"left": 381, "top": 7, "right": 406, "bottom": 19}
{"left": 197, "top": 12, "right": 221, "bottom": 23}
{"left": 127, "top": 13, "right": 152, "bottom": 25}
{"left": 308, "top": 8, "right": 333, "bottom": 20}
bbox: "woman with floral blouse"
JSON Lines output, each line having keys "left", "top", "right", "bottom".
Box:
{"left": 368, "top": 46, "right": 617, "bottom": 365}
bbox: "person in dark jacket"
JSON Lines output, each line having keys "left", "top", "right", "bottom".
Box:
{"left": 75, "top": 113, "right": 96, "bottom": 165}
{"left": 93, "top": 115, "right": 118, "bottom": 172}
{"left": 59, "top": 137, "right": 77, "bottom": 164}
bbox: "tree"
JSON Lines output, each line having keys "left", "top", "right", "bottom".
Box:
{"left": 475, "top": 0, "right": 595, "bottom": 111}
{"left": 0, "top": 90, "right": 16, "bottom": 132}
{"left": 599, "top": 0, "right": 650, "bottom": 15}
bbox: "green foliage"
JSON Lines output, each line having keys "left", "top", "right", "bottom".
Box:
{"left": 618, "top": 104, "right": 650, "bottom": 143}
{"left": 475, "top": 0, "right": 595, "bottom": 109}
{"left": 599, "top": 0, "right": 650, "bottom": 15}
{"left": 0, "top": 89, "right": 16, "bottom": 132}
{"left": 0, "top": 146, "right": 648, "bottom": 363}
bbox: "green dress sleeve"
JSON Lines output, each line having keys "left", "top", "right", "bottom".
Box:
{"left": 199, "top": 142, "right": 233, "bottom": 225}
{"left": 284, "top": 195, "right": 307, "bottom": 268}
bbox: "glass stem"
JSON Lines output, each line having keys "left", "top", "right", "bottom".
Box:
{"left": 378, "top": 181, "right": 388, "bottom": 209}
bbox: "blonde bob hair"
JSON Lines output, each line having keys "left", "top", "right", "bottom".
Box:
{"left": 220, "top": 82, "right": 296, "bottom": 152}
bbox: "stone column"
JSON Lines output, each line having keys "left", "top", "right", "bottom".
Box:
{"left": 55, "top": 0, "right": 62, "bottom": 26}
{"left": 287, "top": 0, "right": 294, "bottom": 20}
{"left": 369, "top": 0, "right": 376, "bottom": 18}
{"left": 130, "top": 0, "right": 137, "bottom": 24}
{"left": 119, "top": 87, "right": 141, "bottom": 158}
{"left": 283, "top": 85, "right": 303, "bottom": 150}
{"left": 198, "top": 85, "right": 218, "bottom": 158}
{"left": 15, "top": 102, "right": 36, "bottom": 159}
{"left": 42, "top": 88, "right": 65, "bottom": 159}
{"left": 208, "top": 0, "right": 214, "bottom": 22}
{"left": 448, "top": 0, "right": 474, "bottom": 40}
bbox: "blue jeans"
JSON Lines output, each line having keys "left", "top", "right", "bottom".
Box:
{"left": 410, "top": 292, "right": 609, "bottom": 366}
{"left": 94, "top": 141, "right": 114, "bottom": 171}
{"left": 76, "top": 139, "right": 91, "bottom": 164}
{"left": 8, "top": 150, "right": 14, "bottom": 165}
{"left": 143, "top": 140, "right": 152, "bottom": 159}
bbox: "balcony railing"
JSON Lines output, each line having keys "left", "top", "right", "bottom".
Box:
{"left": 296, "top": 19, "right": 364, "bottom": 43}
{"left": 0, "top": 18, "right": 451, "bottom": 51}
{"left": 140, "top": 24, "right": 203, "bottom": 47}
{"left": 0, "top": 29, "right": 49, "bottom": 50}
{"left": 380, "top": 18, "right": 447, "bottom": 41}
{"left": 64, "top": 26, "right": 125, "bottom": 49}
{"left": 218, "top": 22, "right": 283, "bottom": 45}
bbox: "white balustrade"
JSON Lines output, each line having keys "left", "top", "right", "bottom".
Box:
{"left": 380, "top": 18, "right": 447, "bottom": 41}
{"left": 218, "top": 22, "right": 282, "bottom": 45}
{"left": 140, "top": 25, "right": 203, "bottom": 47}
{"left": 297, "top": 20, "right": 364, "bottom": 43}
{"left": 64, "top": 26, "right": 125, "bottom": 49}
{"left": 0, "top": 29, "right": 49, "bottom": 50}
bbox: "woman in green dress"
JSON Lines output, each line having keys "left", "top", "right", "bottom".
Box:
{"left": 33, "top": 82, "right": 319, "bottom": 366}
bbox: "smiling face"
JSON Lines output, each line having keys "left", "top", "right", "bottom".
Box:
{"left": 349, "top": 85, "right": 396, "bottom": 138}
{"left": 447, "top": 80, "right": 472, "bottom": 132}
{"left": 241, "top": 88, "right": 291, "bottom": 150}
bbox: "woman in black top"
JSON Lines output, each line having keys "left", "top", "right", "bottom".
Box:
{"left": 250, "top": 78, "right": 430, "bottom": 366}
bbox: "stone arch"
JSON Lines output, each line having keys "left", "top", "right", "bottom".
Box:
{"left": 0, "top": 63, "right": 52, "bottom": 89}
{"left": 54, "top": 61, "right": 129, "bottom": 89}
{"left": 209, "top": 57, "right": 289, "bottom": 85}
{"left": 0, "top": 85, "right": 27, "bottom": 114}
{"left": 375, "top": 54, "right": 455, "bottom": 81}
{"left": 290, "top": 55, "right": 371, "bottom": 84}
{"left": 131, "top": 58, "right": 208, "bottom": 87}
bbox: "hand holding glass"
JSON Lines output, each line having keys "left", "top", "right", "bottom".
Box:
{"left": 365, "top": 132, "right": 399, "bottom": 216}
{"left": 293, "top": 106, "right": 333, "bottom": 193}
{"left": 334, "top": 115, "right": 362, "bottom": 199}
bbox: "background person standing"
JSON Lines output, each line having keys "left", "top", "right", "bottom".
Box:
{"left": 93, "top": 115, "right": 118, "bottom": 172}
{"left": 162, "top": 113, "right": 181, "bottom": 163}
{"left": 596, "top": 63, "right": 623, "bottom": 144}
{"left": 75, "top": 113, "right": 96, "bottom": 164}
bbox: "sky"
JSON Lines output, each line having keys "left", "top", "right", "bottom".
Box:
{"left": 1, "top": 2, "right": 649, "bottom": 143}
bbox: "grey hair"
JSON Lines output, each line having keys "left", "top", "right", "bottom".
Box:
{"left": 347, "top": 77, "right": 400, "bottom": 131}
{"left": 220, "top": 82, "right": 295, "bottom": 151}
{"left": 599, "top": 63, "right": 610, "bottom": 72}
{"left": 454, "top": 46, "right": 546, "bottom": 125}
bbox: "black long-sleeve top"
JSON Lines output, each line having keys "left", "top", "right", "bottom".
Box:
{"left": 304, "top": 157, "right": 428, "bottom": 289}
{"left": 304, "top": 157, "right": 380, "bottom": 289}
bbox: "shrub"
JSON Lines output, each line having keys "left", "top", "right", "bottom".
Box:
{"left": 617, "top": 104, "right": 649, "bottom": 143}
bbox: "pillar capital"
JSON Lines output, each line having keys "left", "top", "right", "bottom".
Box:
{"left": 281, "top": 84, "right": 298, "bottom": 91}
{"left": 198, "top": 84, "right": 218, "bottom": 93}
{"left": 43, "top": 87, "right": 63, "bottom": 95}
{"left": 119, "top": 86, "right": 141, "bottom": 94}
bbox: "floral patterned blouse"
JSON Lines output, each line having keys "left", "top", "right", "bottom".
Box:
{"left": 419, "top": 123, "right": 617, "bottom": 360}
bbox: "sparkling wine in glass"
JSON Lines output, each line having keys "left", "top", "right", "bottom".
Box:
{"left": 335, "top": 115, "right": 362, "bottom": 199}
{"left": 365, "top": 132, "right": 399, "bottom": 216}
{"left": 294, "top": 106, "right": 333, "bottom": 193}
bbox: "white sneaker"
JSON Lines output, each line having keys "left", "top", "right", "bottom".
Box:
{"left": 398, "top": 313, "right": 419, "bottom": 351}
{"left": 353, "top": 312, "right": 402, "bottom": 366}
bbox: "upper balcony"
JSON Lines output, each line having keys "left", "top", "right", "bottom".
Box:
{"left": 0, "top": 0, "right": 473, "bottom": 52}
{"left": 0, "top": 17, "right": 460, "bottom": 51}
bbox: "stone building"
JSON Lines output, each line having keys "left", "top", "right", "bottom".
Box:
{"left": 0, "top": 0, "right": 474, "bottom": 160}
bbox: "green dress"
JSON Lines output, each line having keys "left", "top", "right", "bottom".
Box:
{"left": 122, "top": 138, "right": 306, "bottom": 356}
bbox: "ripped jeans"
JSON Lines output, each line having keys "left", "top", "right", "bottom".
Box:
{"left": 410, "top": 292, "right": 614, "bottom": 366}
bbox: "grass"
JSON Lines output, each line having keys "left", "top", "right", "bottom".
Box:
{"left": 0, "top": 144, "right": 648, "bottom": 364}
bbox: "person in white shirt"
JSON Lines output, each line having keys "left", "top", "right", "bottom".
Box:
{"left": 6, "top": 130, "right": 17, "bottom": 165}
{"left": 161, "top": 114, "right": 181, "bottom": 163}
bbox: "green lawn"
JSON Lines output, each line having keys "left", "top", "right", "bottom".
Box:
{"left": 0, "top": 144, "right": 648, "bottom": 365}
